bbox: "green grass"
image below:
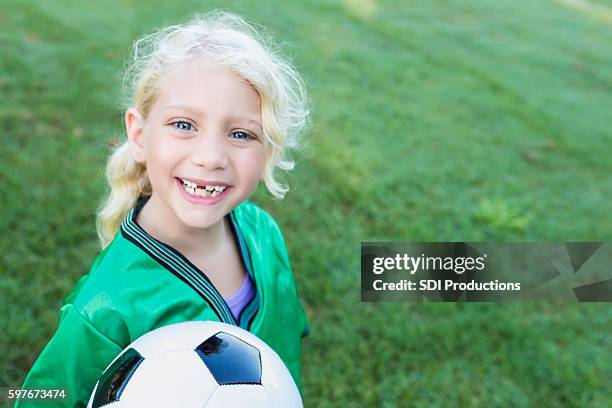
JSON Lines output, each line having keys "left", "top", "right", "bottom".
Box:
{"left": 1, "top": 0, "right": 611, "bottom": 406}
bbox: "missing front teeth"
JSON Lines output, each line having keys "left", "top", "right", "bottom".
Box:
{"left": 180, "top": 179, "right": 227, "bottom": 197}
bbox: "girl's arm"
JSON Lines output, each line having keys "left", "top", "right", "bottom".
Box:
{"left": 14, "top": 304, "right": 123, "bottom": 408}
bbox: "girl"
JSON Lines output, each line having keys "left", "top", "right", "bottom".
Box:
{"left": 16, "top": 11, "right": 310, "bottom": 407}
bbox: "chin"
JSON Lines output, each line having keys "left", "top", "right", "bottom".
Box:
{"left": 179, "top": 213, "right": 223, "bottom": 230}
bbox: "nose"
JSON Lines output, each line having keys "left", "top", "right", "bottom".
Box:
{"left": 191, "top": 131, "right": 229, "bottom": 169}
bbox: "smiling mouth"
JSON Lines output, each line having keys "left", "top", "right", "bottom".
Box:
{"left": 177, "top": 177, "right": 230, "bottom": 198}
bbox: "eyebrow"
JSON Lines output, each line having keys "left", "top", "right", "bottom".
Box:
{"left": 163, "top": 104, "right": 205, "bottom": 117}
{"left": 233, "top": 116, "right": 263, "bottom": 132}
{"left": 163, "top": 105, "right": 262, "bottom": 131}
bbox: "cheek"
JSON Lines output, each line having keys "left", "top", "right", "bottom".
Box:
{"left": 237, "top": 149, "right": 266, "bottom": 183}
{"left": 145, "top": 135, "right": 181, "bottom": 177}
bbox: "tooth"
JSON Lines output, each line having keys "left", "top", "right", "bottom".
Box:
{"left": 214, "top": 186, "right": 224, "bottom": 192}
{"left": 205, "top": 185, "right": 215, "bottom": 191}
{"left": 211, "top": 191, "right": 220, "bottom": 197}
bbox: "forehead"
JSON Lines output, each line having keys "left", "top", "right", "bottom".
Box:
{"left": 152, "top": 63, "right": 261, "bottom": 118}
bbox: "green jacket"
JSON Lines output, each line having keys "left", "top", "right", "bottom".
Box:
{"left": 16, "top": 199, "right": 309, "bottom": 407}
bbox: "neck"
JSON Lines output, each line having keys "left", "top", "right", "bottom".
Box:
{"left": 135, "top": 194, "right": 230, "bottom": 256}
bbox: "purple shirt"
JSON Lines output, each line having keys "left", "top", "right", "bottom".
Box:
{"left": 225, "top": 273, "right": 256, "bottom": 321}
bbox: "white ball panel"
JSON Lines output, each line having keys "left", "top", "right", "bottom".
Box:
{"left": 131, "top": 321, "right": 221, "bottom": 357}
{"left": 260, "top": 348, "right": 302, "bottom": 407}
{"left": 205, "top": 385, "right": 275, "bottom": 407}
{"left": 120, "top": 350, "right": 218, "bottom": 408}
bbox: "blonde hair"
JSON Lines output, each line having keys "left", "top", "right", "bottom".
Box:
{"left": 96, "top": 11, "right": 310, "bottom": 249}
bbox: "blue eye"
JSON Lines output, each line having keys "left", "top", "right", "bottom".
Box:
{"left": 230, "top": 131, "right": 252, "bottom": 140}
{"left": 173, "top": 121, "right": 193, "bottom": 131}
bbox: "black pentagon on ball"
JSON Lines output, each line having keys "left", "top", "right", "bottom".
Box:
{"left": 91, "top": 348, "right": 144, "bottom": 407}
{"left": 195, "top": 331, "right": 262, "bottom": 385}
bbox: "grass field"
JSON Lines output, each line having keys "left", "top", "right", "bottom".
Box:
{"left": 1, "top": 0, "right": 611, "bottom": 406}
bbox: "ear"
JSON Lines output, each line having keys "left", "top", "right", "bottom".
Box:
{"left": 125, "top": 107, "right": 146, "bottom": 164}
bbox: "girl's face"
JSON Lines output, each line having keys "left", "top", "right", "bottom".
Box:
{"left": 126, "top": 63, "right": 266, "bottom": 230}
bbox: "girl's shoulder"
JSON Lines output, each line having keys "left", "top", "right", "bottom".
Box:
{"left": 61, "top": 229, "right": 195, "bottom": 340}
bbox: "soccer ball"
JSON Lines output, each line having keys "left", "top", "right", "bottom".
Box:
{"left": 87, "top": 321, "right": 303, "bottom": 407}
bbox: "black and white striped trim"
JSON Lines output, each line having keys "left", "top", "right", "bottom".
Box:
{"left": 120, "top": 199, "right": 260, "bottom": 329}
{"left": 227, "top": 211, "right": 261, "bottom": 329}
